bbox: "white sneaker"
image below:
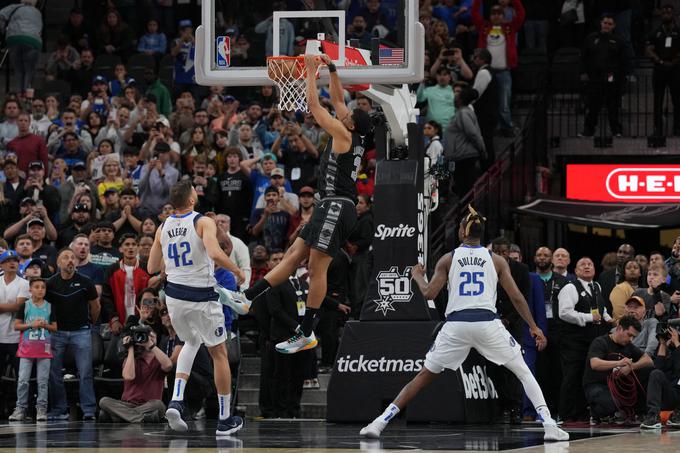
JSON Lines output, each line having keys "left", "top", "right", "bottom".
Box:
{"left": 360, "top": 420, "right": 387, "bottom": 438}
{"left": 544, "top": 423, "right": 569, "bottom": 441}
{"left": 216, "top": 287, "right": 251, "bottom": 315}
{"left": 275, "top": 330, "right": 318, "bottom": 354}
{"left": 36, "top": 407, "right": 47, "bottom": 421}
{"left": 9, "top": 408, "right": 25, "bottom": 421}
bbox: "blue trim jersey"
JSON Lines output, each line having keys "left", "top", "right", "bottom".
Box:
{"left": 446, "top": 246, "right": 498, "bottom": 315}
{"left": 161, "top": 211, "right": 216, "bottom": 289}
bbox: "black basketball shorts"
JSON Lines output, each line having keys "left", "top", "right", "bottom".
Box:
{"left": 299, "top": 197, "right": 357, "bottom": 257}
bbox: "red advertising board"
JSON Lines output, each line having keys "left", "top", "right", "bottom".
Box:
{"left": 566, "top": 164, "right": 680, "bottom": 202}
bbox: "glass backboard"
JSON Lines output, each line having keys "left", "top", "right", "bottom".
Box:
{"left": 195, "top": 0, "right": 423, "bottom": 86}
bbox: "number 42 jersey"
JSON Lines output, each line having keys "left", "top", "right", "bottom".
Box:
{"left": 446, "top": 245, "right": 498, "bottom": 316}
{"left": 161, "top": 211, "right": 216, "bottom": 289}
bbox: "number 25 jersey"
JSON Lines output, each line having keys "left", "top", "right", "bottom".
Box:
{"left": 161, "top": 211, "right": 216, "bottom": 289}
{"left": 446, "top": 245, "right": 498, "bottom": 315}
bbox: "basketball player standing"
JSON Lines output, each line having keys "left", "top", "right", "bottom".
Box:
{"left": 360, "top": 207, "right": 570, "bottom": 442}
{"left": 148, "top": 180, "right": 246, "bottom": 436}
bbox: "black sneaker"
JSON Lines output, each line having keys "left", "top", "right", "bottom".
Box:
{"left": 578, "top": 130, "right": 595, "bottom": 138}
{"left": 640, "top": 413, "right": 662, "bottom": 429}
{"left": 216, "top": 415, "right": 244, "bottom": 436}
{"left": 667, "top": 410, "right": 680, "bottom": 428}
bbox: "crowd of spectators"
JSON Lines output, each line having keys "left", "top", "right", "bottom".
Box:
{"left": 0, "top": 0, "right": 677, "bottom": 423}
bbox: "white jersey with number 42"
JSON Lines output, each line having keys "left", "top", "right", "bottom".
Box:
{"left": 446, "top": 245, "right": 498, "bottom": 315}
{"left": 160, "top": 211, "right": 216, "bottom": 289}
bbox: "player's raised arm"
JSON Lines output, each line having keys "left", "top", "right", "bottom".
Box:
{"left": 411, "top": 255, "right": 452, "bottom": 300}
{"left": 147, "top": 226, "right": 165, "bottom": 275}
{"left": 197, "top": 216, "right": 245, "bottom": 285}
{"left": 304, "top": 54, "right": 352, "bottom": 153}
{"left": 493, "top": 253, "right": 547, "bottom": 349}
{"left": 319, "top": 54, "right": 351, "bottom": 120}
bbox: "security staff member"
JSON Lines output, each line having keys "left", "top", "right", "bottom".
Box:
{"left": 533, "top": 247, "right": 569, "bottom": 418}
{"left": 558, "top": 257, "right": 612, "bottom": 422}
{"left": 646, "top": 4, "right": 680, "bottom": 136}
{"left": 580, "top": 14, "right": 628, "bottom": 138}
{"left": 490, "top": 237, "right": 531, "bottom": 424}
{"left": 266, "top": 272, "right": 312, "bottom": 418}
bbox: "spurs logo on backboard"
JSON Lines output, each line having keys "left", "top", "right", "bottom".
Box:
{"left": 373, "top": 266, "right": 413, "bottom": 316}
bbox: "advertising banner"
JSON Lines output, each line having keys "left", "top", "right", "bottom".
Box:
{"left": 326, "top": 321, "right": 498, "bottom": 422}
{"left": 360, "top": 159, "right": 430, "bottom": 321}
{"left": 567, "top": 164, "right": 680, "bottom": 203}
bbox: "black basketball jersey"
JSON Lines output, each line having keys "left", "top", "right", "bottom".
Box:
{"left": 317, "top": 131, "right": 364, "bottom": 202}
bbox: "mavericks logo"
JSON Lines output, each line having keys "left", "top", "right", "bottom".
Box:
{"left": 336, "top": 355, "right": 424, "bottom": 373}
{"left": 460, "top": 365, "right": 498, "bottom": 400}
{"left": 372, "top": 266, "right": 413, "bottom": 316}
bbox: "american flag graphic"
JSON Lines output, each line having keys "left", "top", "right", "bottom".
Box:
{"left": 379, "top": 47, "right": 404, "bottom": 65}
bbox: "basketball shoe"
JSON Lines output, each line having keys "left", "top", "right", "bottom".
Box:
{"left": 216, "top": 287, "right": 251, "bottom": 315}
{"left": 276, "top": 328, "right": 317, "bottom": 354}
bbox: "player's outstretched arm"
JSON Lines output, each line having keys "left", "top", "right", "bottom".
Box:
{"left": 304, "top": 54, "right": 352, "bottom": 153}
{"left": 411, "top": 254, "right": 452, "bottom": 300}
{"left": 147, "top": 226, "right": 165, "bottom": 275}
{"left": 319, "top": 54, "right": 351, "bottom": 121}
{"left": 493, "top": 254, "right": 547, "bottom": 350}
{"left": 198, "top": 216, "right": 245, "bottom": 285}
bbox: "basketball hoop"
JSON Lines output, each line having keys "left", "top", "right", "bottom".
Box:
{"left": 267, "top": 56, "right": 318, "bottom": 112}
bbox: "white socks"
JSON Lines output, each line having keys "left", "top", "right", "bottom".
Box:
{"left": 172, "top": 378, "right": 187, "bottom": 401}
{"left": 377, "top": 403, "right": 400, "bottom": 424}
{"left": 218, "top": 394, "right": 231, "bottom": 420}
{"left": 504, "top": 354, "right": 555, "bottom": 425}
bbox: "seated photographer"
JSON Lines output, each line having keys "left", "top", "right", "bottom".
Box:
{"left": 98, "top": 329, "right": 173, "bottom": 423}
{"left": 640, "top": 325, "right": 680, "bottom": 429}
{"left": 582, "top": 315, "right": 653, "bottom": 424}
{"left": 622, "top": 296, "right": 659, "bottom": 356}
{"left": 633, "top": 263, "right": 673, "bottom": 321}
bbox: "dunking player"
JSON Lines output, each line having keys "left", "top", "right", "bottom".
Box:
{"left": 360, "top": 207, "right": 570, "bottom": 442}
{"left": 148, "top": 180, "right": 247, "bottom": 436}
{"left": 229, "top": 54, "right": 372, "bottom": 354}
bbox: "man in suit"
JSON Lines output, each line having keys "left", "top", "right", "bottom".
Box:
{"left": 489, "top": 236, "right": 531, "bottom": 424}
{"left": 598, "top": 243, "right": 636, "bottom": 302}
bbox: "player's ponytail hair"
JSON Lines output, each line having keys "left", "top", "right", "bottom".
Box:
{"left": 462, "top": 205, "right": 486, "bottom": 239}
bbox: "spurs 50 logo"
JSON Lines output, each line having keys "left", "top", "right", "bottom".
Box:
{"left": 372, "top": 266, "right": 413, "bottom": 316}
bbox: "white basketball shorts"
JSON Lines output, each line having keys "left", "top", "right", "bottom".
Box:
{"left": 424, "top": 319, "right": 522, "bottom": 374}
{"left": 165, "top": 296, "right": 227, "bottom": 347}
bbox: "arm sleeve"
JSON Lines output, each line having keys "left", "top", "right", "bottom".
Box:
{"left": 15, "top": 305, "right": 25, "bottom": 321}
{"left": 510, "top": 0, "right": 525, "bottom": 32}
{"left": 586, "top": 337, "right": 607, "bottom": 361}
{"left": 471, "top": 0, "right": 485, "bottom": 29}
{"left": 473, "top": 70, "right": 492, "bottom": 97}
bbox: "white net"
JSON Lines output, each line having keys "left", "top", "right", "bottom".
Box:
{"left": 267, "top": 56, "right": 312, "bottom": 112}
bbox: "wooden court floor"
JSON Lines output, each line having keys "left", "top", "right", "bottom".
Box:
{"left": 0, "top": 420, "right": 678, "bottom": 452}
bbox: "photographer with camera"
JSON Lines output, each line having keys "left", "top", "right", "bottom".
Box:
{"left": 640, "top": 325, "right": 680, "bottom": 429}
{"left": 98, "top": 327, "right": 172, "bottom": 423}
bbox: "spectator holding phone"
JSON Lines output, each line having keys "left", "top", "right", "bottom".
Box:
{"left": 138, "top": 141, "right": 179, "bottom": 218}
